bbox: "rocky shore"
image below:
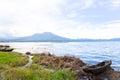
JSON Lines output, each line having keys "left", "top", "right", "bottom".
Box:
{"left": 0, "top": 50, "right": 120, "bottom": 80}
{"left": 30, "top": 52, "right": 120, "bottom": 80}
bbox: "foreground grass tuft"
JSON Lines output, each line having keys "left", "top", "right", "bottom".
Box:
{"left": 48, "top": 69, "right": 76, "bottom": 80}
{"left": 2, "top": 67, "right": 52, "bottom": 80}
{"left": 0, "top": 52, "right": 28, "bottom": 67}
{"left": 2, "top": 67, "right": 76, "bottom": 80}
{"left": 0, "top": 51, "right": 29, "bottom": 79}
{"left": 0, "top": 52, "right": 77, "bottom": 80}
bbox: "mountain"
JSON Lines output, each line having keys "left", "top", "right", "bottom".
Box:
{"left": 74, "top": 38, "right": 120, "bottom": 42}
{"left": 14, "top": 32, "right": 71, "bottom": 42}
{"left": 1, "top": 32, "right": 120, "bottom": 42}
{"left": 0, "top": 36, "right": 16, "bottom": 42}
{"left": 110, "top": 38, "right": 120, "bottom": 41}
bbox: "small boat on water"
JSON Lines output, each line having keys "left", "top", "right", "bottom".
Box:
{"left": 83, "top": 60, "right": 112, "bottom": 74}
{"left": 0, "top": 45, "right": 14, "bottom": 52}
{"left": 0, "top": 48, "right": 14, "bottom": 52}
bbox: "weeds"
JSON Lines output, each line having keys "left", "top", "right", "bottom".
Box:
{"left": 0, "top": 52, "right": 28, "bottom": 67}
{"left": 0, "top": 52, "right": 77, "bottom": 80}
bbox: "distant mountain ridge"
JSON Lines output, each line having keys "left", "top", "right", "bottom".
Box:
{"left": 13, "top": 32, "right": 70, "bottom": 42}
{"left": 0, "top": 32, "right": 120, "bottom": 42}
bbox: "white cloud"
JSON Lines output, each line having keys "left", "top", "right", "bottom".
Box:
{"left": 111, "top": 0, "right": 120, "bottom": 8}
{"left": 0, "top": 0, "right": 63, "bottom": 37}
{"left": 62, "top": 0, "right": 95, "bottom": 11}
{"left": 77, "top": 21, "right": 120, "bottom": 39}
{"left": 0, "top": 0, "right": 120, "bottom": 39}
{"left": 52, "top": 19, "right": 120, "bottom": 39}
{"left": 81, "top": 0, "right": 95, "bottom": 9}
{"left": 0, "top": 27, "right": 13, "bottom": 38}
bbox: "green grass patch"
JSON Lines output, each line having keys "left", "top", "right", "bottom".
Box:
{"left": 0, "top": 52, "right": 29, "bottom": 79}
{"left": 2, "top": 67, "right": 53, "bottom": 80}
{"left": 32, "top": 54, "right": 40, "bottom": 63}
{"left": 0, "top": 52, "right": 77, "bottom": 80}
{"left": 2, "top": 67, "right": 76, "bottom": 80}
{"left": 0, "top": 51, "right": 28, "bottom": 67}
{"left": 48, "top": 69, "right": 76, "bottom": 80}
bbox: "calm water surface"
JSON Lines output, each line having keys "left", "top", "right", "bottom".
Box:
{"left": 0, "top": 42, "right": 120, "bottom": 70}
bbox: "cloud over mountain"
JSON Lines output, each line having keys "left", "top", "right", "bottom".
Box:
{"left": 0, "top": 0, "right": 120, "bottom": 39}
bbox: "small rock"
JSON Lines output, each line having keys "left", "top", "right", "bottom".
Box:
{"left": 26, "top": 52, "right": 31, "bottom": 55}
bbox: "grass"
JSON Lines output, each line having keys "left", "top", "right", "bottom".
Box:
{"left": 48, "top": 69, "right": 76, "bottom": 80}
{"left": 0, "top": 51, "right": 29, "bottom": 79}
{"left": 0, "top": 52, "right": 77, "bottom": 80}
{"left": 32, "top": 54, "right": 40, "bottom": 63}
{"left": 2, "top": 66, "right": 76, "bottom": 80}
{"left": 0, "top": 51, "right": 28, "bottom": 67}
{"left": 2, "top": 67, "right": 52, "bottom": 80}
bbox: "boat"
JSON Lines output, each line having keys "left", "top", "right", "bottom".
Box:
{"left": 0, "top": 45, "right": 14, "bottom": 52}
{"left": 83, "top": 60, "right": 112, "bottom": 74}
{"left": 0, "top": 48, "right": 14, "bottom": 52}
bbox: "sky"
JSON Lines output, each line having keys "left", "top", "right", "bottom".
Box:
{"left": 0, "top": 0, "right": 120, "bottom": 39}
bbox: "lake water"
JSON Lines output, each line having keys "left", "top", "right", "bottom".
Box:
{"left": 0, "top": 42, "right": 120, "bottom": 70}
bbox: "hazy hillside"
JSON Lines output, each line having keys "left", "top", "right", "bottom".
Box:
{"left": 14, "top": 32, "right": 70, "bottom": 42}
{"left": 1, "top": 32, "right": 120, "bottom": 42}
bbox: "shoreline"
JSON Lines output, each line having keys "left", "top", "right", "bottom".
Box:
{"left": 0, "top": 50, "right": 120, "bottom": 80}
{"left": 1, "top": 42, "right": 120, "bottom": 68}
{"left": 27, "top": 52, "right": 120, "bottom": 80}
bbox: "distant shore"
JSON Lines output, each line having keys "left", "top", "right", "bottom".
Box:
{"left": 1, "top": 32, "right": 120, "bottom": 42}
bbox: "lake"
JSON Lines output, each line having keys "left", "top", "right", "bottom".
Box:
{"left": 0, "top": 41, "right": 120, "bottom": 70}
